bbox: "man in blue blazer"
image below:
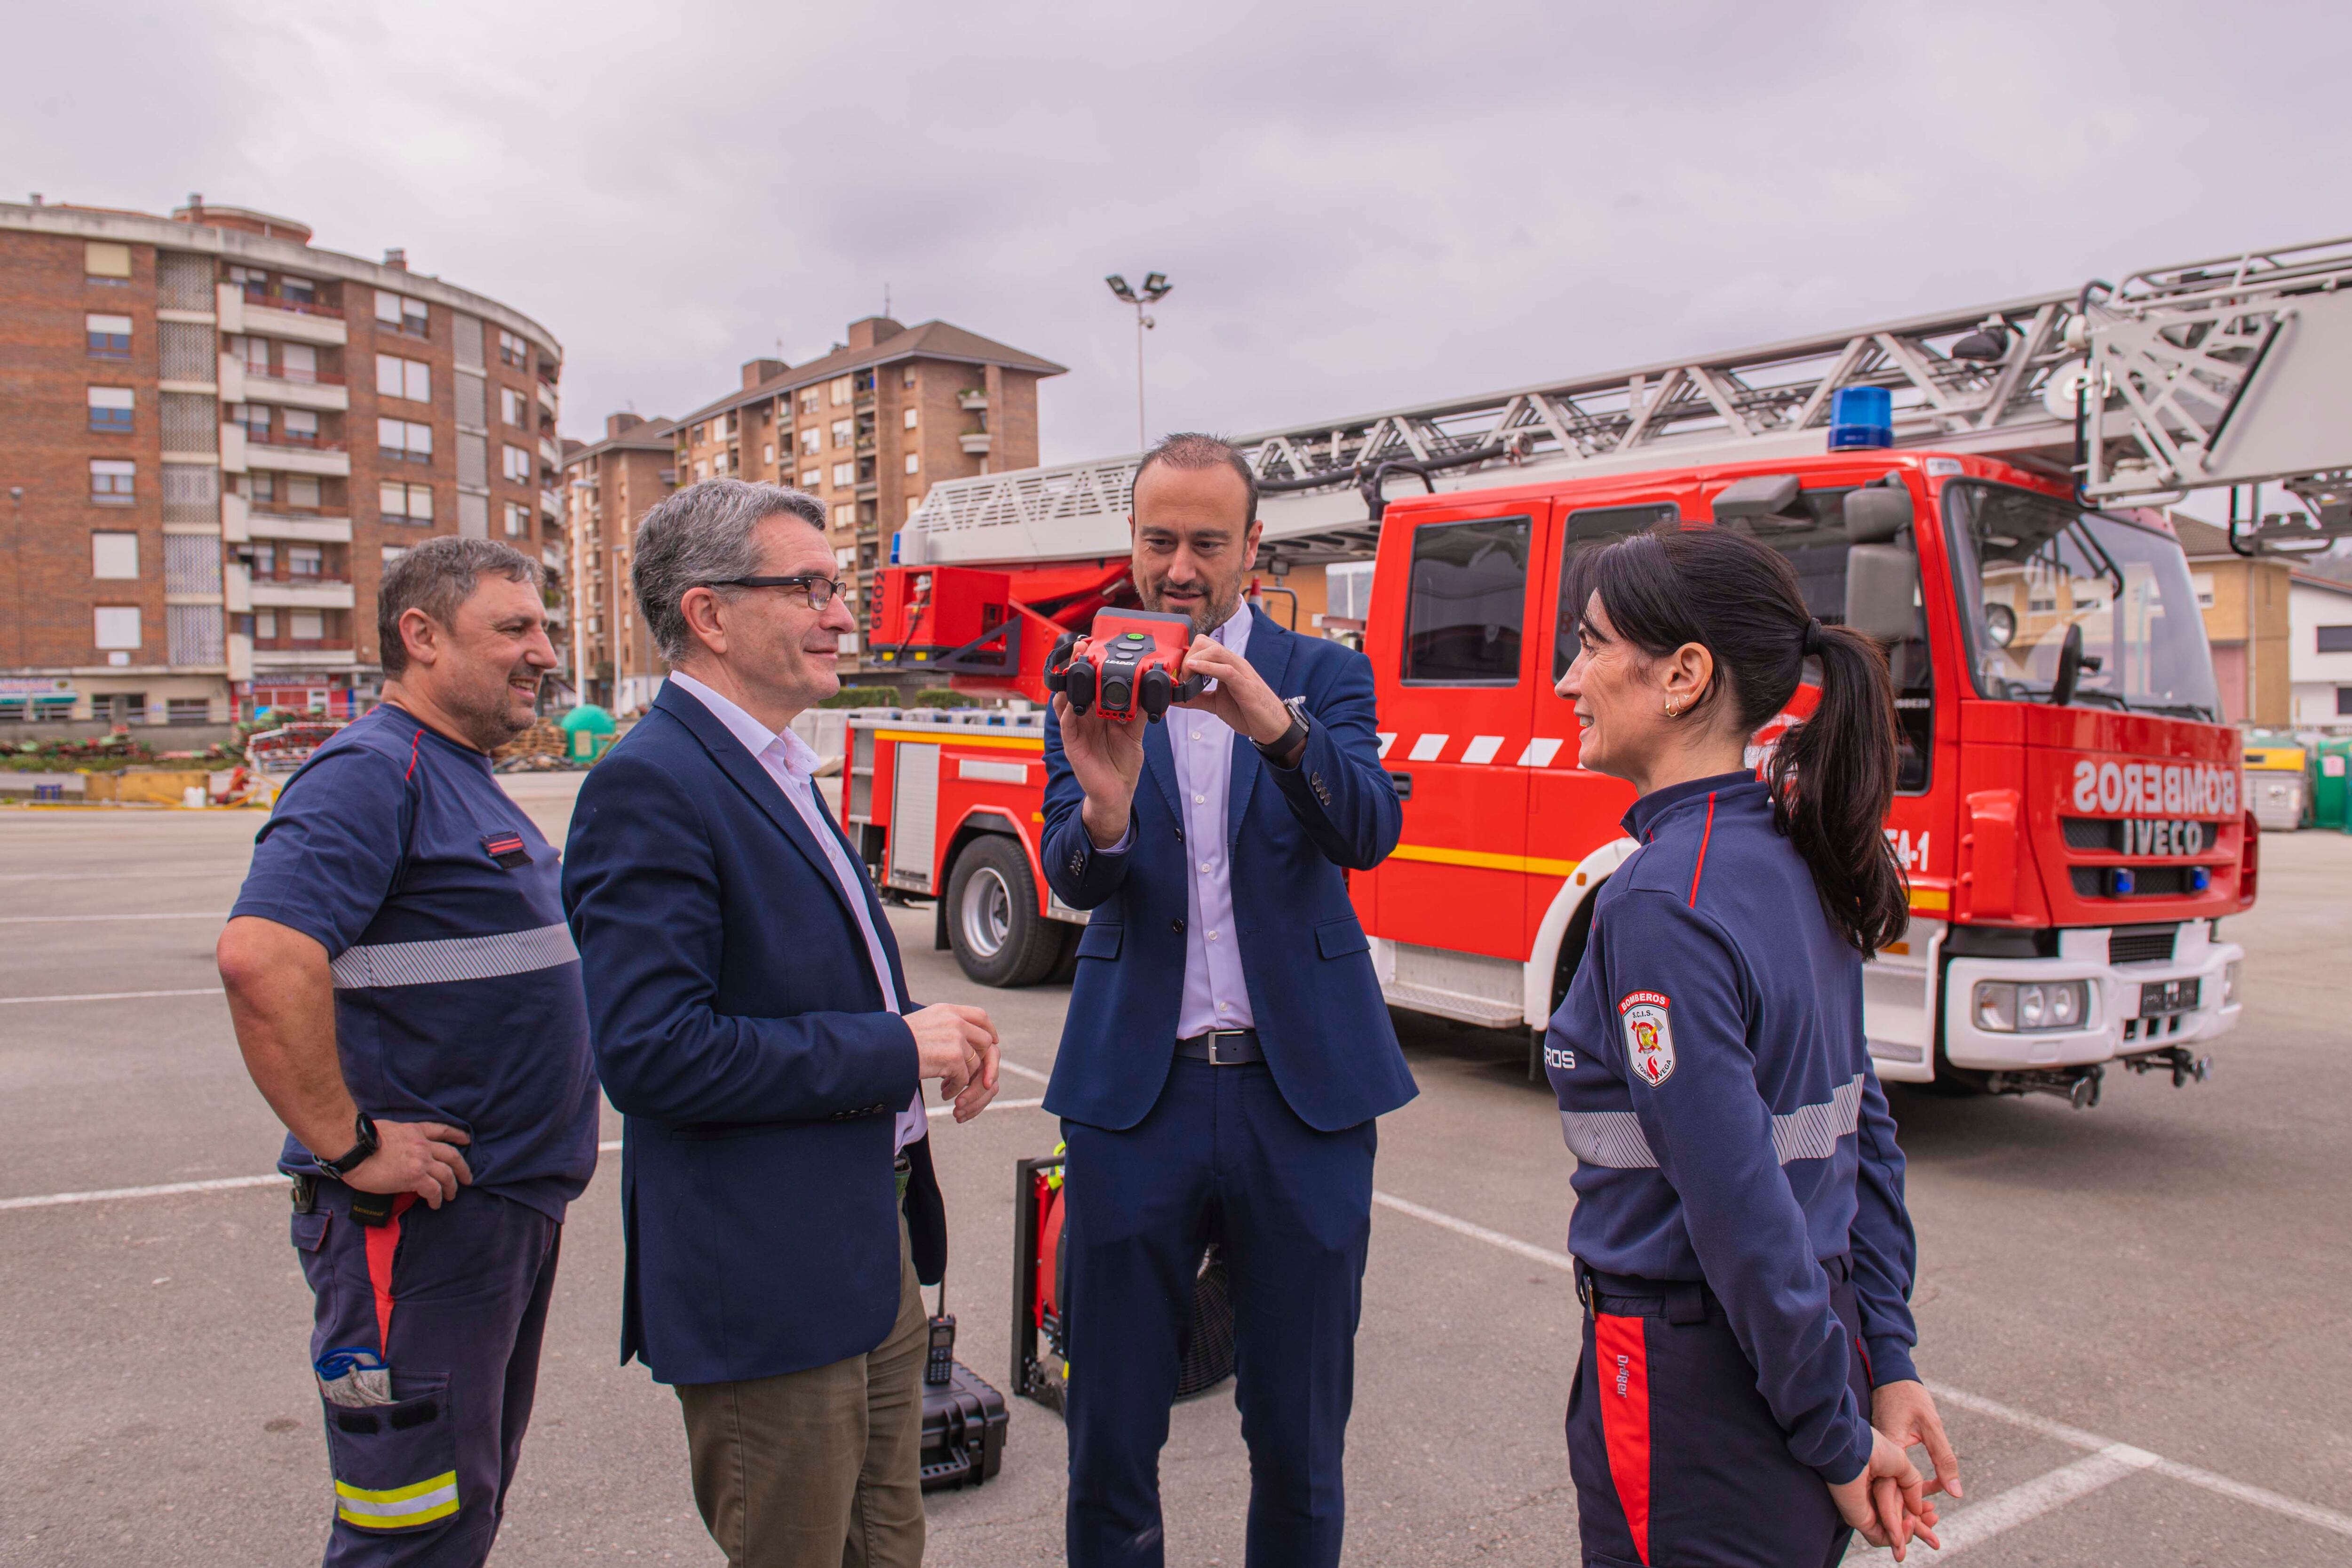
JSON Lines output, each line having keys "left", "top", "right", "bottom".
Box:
{"left": 563, "top": 479, "right": 1000, "bottom": 1568}
{"left": 1043, "top": 434, "right": 1417, "bottom": 1568}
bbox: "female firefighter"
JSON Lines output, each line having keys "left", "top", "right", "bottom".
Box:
{"left": 1545, "top": 524, "right": 1960, "bottom": 1568}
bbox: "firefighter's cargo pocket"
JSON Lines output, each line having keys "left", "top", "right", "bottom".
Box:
{"left": 291, "top": 1210, "right": 329, "bottom": 1252}
{"left": 322, "top": 1372, "right": 459, "bottom": 1533}
{"left": 1314, "top": 916, "right": 1369, "bottom": 959}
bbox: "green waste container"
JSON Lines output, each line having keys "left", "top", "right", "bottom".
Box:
{"left": 2310, "top": 735, "right": 2352, "bottom": 831}
{"left": 559, "top": 703, "right": 617, "bottom": 762}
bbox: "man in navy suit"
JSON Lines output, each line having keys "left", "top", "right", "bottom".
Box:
{"left": 563, "top": 479, "right": 1001, "bottom": 1568}
{"left": 1043, "top": 434, "right": 1417, "bottom": 1568}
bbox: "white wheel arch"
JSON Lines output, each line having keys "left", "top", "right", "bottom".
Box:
{"left": 1522, "top": 836, "right": 1644, "bottom": 1028}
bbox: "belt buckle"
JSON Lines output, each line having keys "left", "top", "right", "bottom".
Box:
{"left": 1206, "top": 1029, "right": 1245, "bottom": 1066}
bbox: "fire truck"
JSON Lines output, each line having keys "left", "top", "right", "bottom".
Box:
{"left": 840, "top": 236, "right": 2352, "bottom": 1106}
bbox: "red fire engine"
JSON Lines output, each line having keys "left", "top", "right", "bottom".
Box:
{"left": 839, "top": 237, "right": 2352, "bottom": 1106}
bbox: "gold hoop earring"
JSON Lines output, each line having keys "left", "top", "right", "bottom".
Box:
{"left": 1664, "top": 700, "right": 1681, "bottom": 718}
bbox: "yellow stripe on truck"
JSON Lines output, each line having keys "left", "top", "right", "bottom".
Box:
{"left": 1390, "top": 844, "right": 1579, "bottom": 877}
{"left": 869, "top": 728, "right": 1044, "bottom": 752}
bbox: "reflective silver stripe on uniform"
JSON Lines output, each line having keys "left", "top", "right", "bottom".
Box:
{"left": 1561, "top": 1071, "right": 1869, "bottom": 1170}
{"left": 1772, "top": 1072, "right": 1867, "bottom": 1163}
{"left": 1560, "top": 1110, "right": 1660, "bottom": 1169}
{"left": 329, "top": 923, "right": 578, "bottom": 989}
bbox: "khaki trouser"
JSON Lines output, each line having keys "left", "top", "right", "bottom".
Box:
{"left": 676, "top": 1219, "right": 927, "bottom": 1568}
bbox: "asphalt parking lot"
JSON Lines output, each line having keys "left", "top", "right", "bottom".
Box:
{"left": 5, "top": 775, "right": 2351, "bottom": 1567}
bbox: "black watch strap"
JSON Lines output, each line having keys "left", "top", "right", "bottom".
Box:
{"left": 1254, "top": 697, "right": 1311, "bottom": 768}
{"left": 319, "top": 1112, "right": 379, "bottom": 1178}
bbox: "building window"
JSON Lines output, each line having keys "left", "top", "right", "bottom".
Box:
{"left": 905, "top": 453, "right": 920, "bottom": 475}
{"left": 831, "top": 420, "right": 853, "bottom": 449}
{"left": 798, "top": 388, "right": 820, "bottom": 415}
{"left": 903, "top": 366, "right": 917, "bottom": 389}
{"left": 375, "top": 290, "right": 429, "bottom": 337}
{"left": 2338, "top": 686, "right": 2352, "bottom": 716}
{"left": 289, "top": 611, "right": 326, "bottom": 642}
{"left": 834, "top": 504, "right": 856, "bottom": 528}
{"left": 88, "top": 386, "right": 135, "bottom": 432}
{"left": 380, "top": 481, "right": 434, "bottom": 523}
{"left": 381, "top": 546, "right": 409, "bottom": 565}
{"left": 285, "top": 474, "right": 321, "bottom": 510}
{"left": 282, "top": 408, "right": 320, "bottom": 446}
{"left": 85, "top": 241, "right": 133, "bottom": 283}
{"left": 832, "top": 462, "right": 855, "bottom": 488}
{"left": 379, "top": 419, "right": 432, "bottom": 462}
{"left": 2317, "top": 626, "right": 2352, "bottom": 654}
{"left": 503, "top": 444, "right": 532, "bottom": 483}
{"left": 279, "top": 343, "right": 318, "bottom": 383}
{"left": 498, "top": 329, "right": 526, "bottom": 368}
{"left": 242, "top": 472, "right": 276, "bottom": 507}
{"left": 92, "top": 532, "right": 140, "bottom": 579}
{"left": 280, "top": 275, "right": 318, "bottom": 309}
{"left": 801, "top": 428, "right": 821, "bottom": 456}
{"left": 376, "top": 354, "right": 431, "bottom": 402}
{"left": 694, "top": 459, "right": 709, "bottom": 481}
{"left": 254, "top": 610, "right": 278, "bottom": 639}
{"left": 228, "top": 265, "right": 266, "bottom": 299}
{"left": 830, "top": 377, "right": 852, "bottom": 407}
{"left": 230, "top": 403, "right": 271, "bottom": 441}
{"left": 250, "top": 543, "right": 276, "bottom": 576}
{"left": 94, "top": 606, "right": 142, "bottom": 651}
{"left": 90, "top": 459, "right": 136, "bottom": 504}
{"left": 501, "top": 387, "right": 526, "bottom": 425}
{"left": 762, "top": 443, "right": 774, "bottom": 465}
{"left": 288, "top": 545, "right": 324, "bottom": 578}
{"left": 167, "top": 698, "right": 211, "bottom": 725}
{"left": 504, "top": 501, "right": 530, "bottom": 538}
{"left": 904, "top": 406, "right": 919, "bottom": 430}
{"left": 800, "top": 467, "right": 821, "bottom": 489}
{"left": 86, "top": 313, "right": 133, "bottom": 359}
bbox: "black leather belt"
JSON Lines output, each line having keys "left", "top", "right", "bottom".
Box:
{"left": 1176, "top": 1028, "right": 1263, "bottom": 1065}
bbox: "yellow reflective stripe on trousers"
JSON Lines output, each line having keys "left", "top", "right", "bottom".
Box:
{"left": 334, "top": 1470, "right": 459, "bottom": 1529}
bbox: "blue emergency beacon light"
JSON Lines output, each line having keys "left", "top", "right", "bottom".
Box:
{"left": 1828, "top": 385, "right": 1894, "bottom": 449}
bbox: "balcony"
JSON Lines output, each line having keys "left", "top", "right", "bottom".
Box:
{"left": 252, "top": 646, "right": 360, "bottom": 671}
{"left": 540, "top": 487, "right": 562, "bottom": 518}
{"left": 242, "top": 366, "right": 349, "bottom": 412}
{"left": 251, "top": 578, "right": 356, "bottom": 610}
{"left": 246, "top": 434, "right": 351, "bottom": 478}
{"left": 246, "top": 512, "right": 353, "bottom": 543}
{"left": 242, "top": 300, "right": 347, "bottom": 347}
{"left": 959, "top": 432, "right": 992, "bottom": 456}
{"left": 957, "top": 389, "right": 988, "bottom": 411}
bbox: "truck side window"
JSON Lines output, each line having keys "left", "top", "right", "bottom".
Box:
{"left": 1554, "top": 505, "right": 1677, "bottom": 679}
{"left": 1892, "top": 640, "right": 1933, "bottom": 794}
{"left": 1403, "top": 516, "right": 1530, "bottom": 685}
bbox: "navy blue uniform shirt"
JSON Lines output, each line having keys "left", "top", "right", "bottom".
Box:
{"left": 1545, "top": 772, "right": 1919, "bottom": 1484}
{"left": 231, "top": 705, "right": 599, "bottom": 1220}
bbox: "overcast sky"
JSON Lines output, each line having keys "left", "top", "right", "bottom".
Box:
{"left": 9, "top": 1, "right": 2346, "bottom": 471}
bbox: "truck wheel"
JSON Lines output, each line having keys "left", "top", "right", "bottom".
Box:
{"left": 946, "top": 836, "right": 1064, "bottom": 987}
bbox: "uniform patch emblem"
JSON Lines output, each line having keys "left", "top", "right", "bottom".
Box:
{"left": 1619, "top": 990, "right": 1675, "bottom": 1086}
{"left": 482, "top": 831, "right": 531, "bottom": 870}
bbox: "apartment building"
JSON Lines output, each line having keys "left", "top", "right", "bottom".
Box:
{"left": 665, "top": 315, "right": 1064, "bottom": 677}
{"left": 2173, "top": 516, "right": 2295, "bottom": 726}
{"left": 564, "top": 413, "right": 675, "bottom": 712}
{"left": 0, "top": 196, "right": 564, "bottom": 726}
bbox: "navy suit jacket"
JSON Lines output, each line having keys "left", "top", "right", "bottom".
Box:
{"left": 1041, "top": 607, "right": 1417, "bottom": 1133}
{"left": 562, "top": 681, "right": 945, "bottom": 1386}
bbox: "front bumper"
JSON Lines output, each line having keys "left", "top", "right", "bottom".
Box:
{"left": 1940, "top": 925, "right": 2241, "bottom": 1073}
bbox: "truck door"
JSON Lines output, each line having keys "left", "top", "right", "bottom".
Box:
{"left": 1367, "top": 503, "right": 1544, "bottom": 1027}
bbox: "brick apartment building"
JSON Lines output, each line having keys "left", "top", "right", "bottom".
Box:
{"left": 579, "top": 315, "right": 1062, "bottom": 693}
{"left": 563, "top": 413, "right": 675, "bottom": 711}
{"left": 0, "top": 196, "right": 565, "bottom": 727}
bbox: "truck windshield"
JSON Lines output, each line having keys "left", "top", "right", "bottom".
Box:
{"left": 1945, "top": 481, "right": 2221, "bottom": 721}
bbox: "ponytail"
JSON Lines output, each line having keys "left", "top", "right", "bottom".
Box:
{"left": 1566, "top": 526, "right": 1911, "bottom": 955}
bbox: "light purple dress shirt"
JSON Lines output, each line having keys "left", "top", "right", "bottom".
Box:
{"left": 666, "top": 671, "right": 928, "bottom": 1152}
{"left": 1099, "top": 607, "right": 1258, "bottom": 1039}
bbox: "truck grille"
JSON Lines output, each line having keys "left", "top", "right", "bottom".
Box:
{"left": 2061, "top": 817, "right": 2215, "bottom": 853}
{"left": 2107, "top": 925, "right": 2177, "bottom": 965}
{"left": 2070, "top": 866, "right": 2198, "bottom": 898}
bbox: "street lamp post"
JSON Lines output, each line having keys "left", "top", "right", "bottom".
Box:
{"left": 1104, "top": 272, "right": 1172, "bottom": 452}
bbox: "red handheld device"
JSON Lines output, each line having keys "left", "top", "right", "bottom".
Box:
{"left": 1044, "top": 608, "right": 1205, "bottom": 722}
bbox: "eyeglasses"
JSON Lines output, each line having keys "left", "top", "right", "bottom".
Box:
{"left": 706, "top": 574, "right": 843, "bottom": 608}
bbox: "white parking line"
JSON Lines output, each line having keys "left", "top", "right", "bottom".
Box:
{"left": 0, "top": 987, "right": 222, "bottom": 1006}
{"left": 1368, "top": 1189, "right": 2352, "bottom": 1547}
{"left": 0, "top": 1173, "right": 288, "bottom": 1210}
{"left": 999, "top": 1059, "right": 1052, "bottom": 1085}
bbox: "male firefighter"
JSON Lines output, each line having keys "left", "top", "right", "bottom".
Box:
{"left": 219, "top": 537, "right": 598, "bottom": 1566}
{"left": 1043, "top": 432, "right": 1417, "bottom": 1567}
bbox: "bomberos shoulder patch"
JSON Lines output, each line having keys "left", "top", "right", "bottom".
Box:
{"left": 1619, "top": 991, "right": 1675, "bottom": 1086}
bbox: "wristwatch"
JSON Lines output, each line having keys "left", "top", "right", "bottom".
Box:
{"left": 318, "top": 1112, "right": 380, "bottom": 1178}
{"left": 1254, "top": 696, "right": 1312, "bottom": 769}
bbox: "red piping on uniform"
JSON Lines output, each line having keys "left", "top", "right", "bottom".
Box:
{"left": 403, "top": 727, "right": 423, "bottom": 782}
{"left": 1687, "top": 792, "right": 1717, "bottom": 907}
{"left": 364, "top": 1193, "right": 419, "bottom": 1353}
{"left": 1596, "top": 1312, "right": 1653, "bottom": 1565}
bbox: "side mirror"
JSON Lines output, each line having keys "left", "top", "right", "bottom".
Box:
{"left": 1844, "top": 485, "right": 1913, "bottom": 543}
{"left": 1845, "top": 544, "right": 1923, "bottom": 644}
